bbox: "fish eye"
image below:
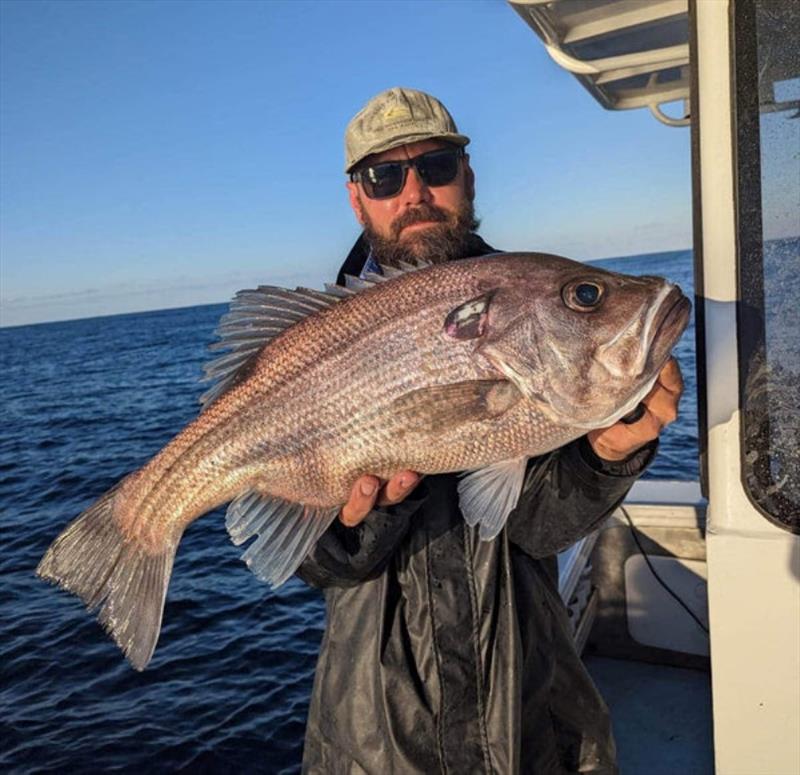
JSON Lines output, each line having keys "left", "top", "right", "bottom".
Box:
{"left": 575, "top": 283, "right": 601, "bottom": 306}
{"left": 562, "top": 281, "right": 604, "bottom": 311}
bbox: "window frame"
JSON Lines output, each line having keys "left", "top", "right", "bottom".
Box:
{"left": 731, "top": 0, "right": 799, "bottom": 532}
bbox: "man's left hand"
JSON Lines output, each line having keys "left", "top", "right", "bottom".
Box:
{"left": 587, "top": 358, "right": 684, "bottom": 462}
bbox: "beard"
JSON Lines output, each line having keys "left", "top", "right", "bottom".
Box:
{"left": 361, "top": 199, "right": 481, "bottom": 267}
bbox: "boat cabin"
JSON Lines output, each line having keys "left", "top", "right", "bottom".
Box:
{"left": 509, "top": 1, "right": 799, "bottom": 772}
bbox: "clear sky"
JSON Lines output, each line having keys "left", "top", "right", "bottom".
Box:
{"left": 0, "top": 0, "right": 692, "bottom": 328}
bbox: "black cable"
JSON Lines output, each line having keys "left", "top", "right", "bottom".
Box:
{"left": 621, "top": 507, "right": 710, "bottom": 637}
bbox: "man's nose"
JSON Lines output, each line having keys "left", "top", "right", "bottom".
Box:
{"left": 400, "top": 166, "right": 432, "bottom": 205}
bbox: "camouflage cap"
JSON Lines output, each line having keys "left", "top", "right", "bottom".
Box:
{"left": 345, "top": 87, "right": 470, "bottom": 173}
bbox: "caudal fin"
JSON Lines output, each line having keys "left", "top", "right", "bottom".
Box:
{"left": 36, "top": 483, "right": 179, "bottom": 671}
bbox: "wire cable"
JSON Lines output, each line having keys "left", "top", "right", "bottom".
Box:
{"left": 621, "top": 506, "right": 710, "bottom": 637}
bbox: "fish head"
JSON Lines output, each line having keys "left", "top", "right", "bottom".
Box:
{"left": 464, "top": 254, "right": 691, "bottom": 429}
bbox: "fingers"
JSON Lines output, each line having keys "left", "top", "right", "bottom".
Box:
{"left": 340, "top": 475, "right": 381, "bottom": 527}
{"left": 657, "top": 357, "right": 684, "bottom": 395}
{"left": 339, "top": 471, "right": 421, "bottom": 527}
{"left": 586, "top": 358, "right": 685, "bottom": 461}
{"left": 377, "top": 470, "right": 420, "bottom": 507}
{"left": 641, "top": 358, "right": 684, "bottom": 428}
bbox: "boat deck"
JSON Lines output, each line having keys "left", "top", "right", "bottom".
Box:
{"left": 585, "top": 656, "right": 714, "bottom": 774}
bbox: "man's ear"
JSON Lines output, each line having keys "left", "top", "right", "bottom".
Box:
{"left": 463, "top": 154, "right": 475, "bottom": 202}
{"left": 347, "top": 181, "right": 366, "bottom": 226}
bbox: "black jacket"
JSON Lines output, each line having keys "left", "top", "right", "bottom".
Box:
{"left": 299, "top": 235, "right": 654, "bottom": 774}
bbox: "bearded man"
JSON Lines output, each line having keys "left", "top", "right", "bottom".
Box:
{"left": 298, "top": 87, "right": 683, "bottom": 775}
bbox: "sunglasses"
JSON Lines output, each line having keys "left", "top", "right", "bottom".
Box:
{"left": 350, "top": 148, "right": 464, "bottom": 200}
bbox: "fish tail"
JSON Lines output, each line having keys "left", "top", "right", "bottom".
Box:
{"left": 36, "top": 481, "right": 180, "bottom": 671}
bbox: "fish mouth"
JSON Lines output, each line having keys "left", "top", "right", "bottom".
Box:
{"left": 650, "top": 287, "right": 691, "bottom": 362}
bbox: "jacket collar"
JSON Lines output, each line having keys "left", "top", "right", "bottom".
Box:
{"left": 336, "top": 232, "right": 498, "bottom": 286}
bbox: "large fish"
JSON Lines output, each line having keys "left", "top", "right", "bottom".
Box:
{"left": 37, "top": 252, "right": 690, "bottom": 670}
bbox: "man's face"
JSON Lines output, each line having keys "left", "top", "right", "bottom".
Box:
{"left": 347, "top": 139, "right": 478, "bottom": 266}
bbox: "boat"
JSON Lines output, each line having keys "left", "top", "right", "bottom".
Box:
{"left": 508, "top": 1, "right": 799, "bottom": 772}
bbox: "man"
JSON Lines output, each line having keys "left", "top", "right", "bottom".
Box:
{"left": 298, "top": 87, "right": 683, "bottom": 774}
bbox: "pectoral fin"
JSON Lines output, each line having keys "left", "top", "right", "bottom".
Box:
{"left": 389, "top": 379, "right": 522, "bottom": 434}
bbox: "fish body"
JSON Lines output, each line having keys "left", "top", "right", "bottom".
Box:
{"left": 37, "top": 252, "right": 690, "bottom": 669}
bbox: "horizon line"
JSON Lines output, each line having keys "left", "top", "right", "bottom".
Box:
{"left": 0, "top": 246, "right": 692, "bottom": 331}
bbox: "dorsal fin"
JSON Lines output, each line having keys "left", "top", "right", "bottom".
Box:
{"left": 199, "top": 286, "right": 340, "bottom": 409}
{"left": 380, "top": 257, "right": 432, "bottom": 275}
{"left": 323, "top": 283, "right": 354, "bottom": 298}
{"left": 344, "top": 274, "right": 375, "bottom": 292}
{"left": 199, "top": 257, "right": 434, "bottom": 410}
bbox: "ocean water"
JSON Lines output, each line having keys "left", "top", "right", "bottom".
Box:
{"left": 0, "top": 249, "right": 697, "bottom": 773}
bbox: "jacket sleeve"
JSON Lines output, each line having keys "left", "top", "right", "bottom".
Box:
{"left": 507, "top": 436, "right": 657, "bottom": 559}
{"left": 296, "top": 485, "right": 428, "bottom": 589}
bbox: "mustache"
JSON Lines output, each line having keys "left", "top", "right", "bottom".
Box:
{"left": 361, "top": 196, "right": 481, "bottom": 268}
{"left": 391, "top": 204, "right": 449, "bottom": 239}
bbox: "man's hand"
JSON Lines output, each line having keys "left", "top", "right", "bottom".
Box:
{"left": 340, "top": 470, "right": 421, "bottom": 527}
{"left": 587, "top": 358, "right": 684, "bottom": 462}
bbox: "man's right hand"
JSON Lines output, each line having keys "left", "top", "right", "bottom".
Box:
{"left": 340, "top": 471, "right": 421, "bottom": 527}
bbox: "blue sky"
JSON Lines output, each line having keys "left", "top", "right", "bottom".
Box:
{"left": 0, "top": 0, "right": 691, "bottom": 327}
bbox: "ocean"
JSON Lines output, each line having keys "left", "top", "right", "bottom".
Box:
{"left": 0, "top": 249, "right": 697, "bottom": 773}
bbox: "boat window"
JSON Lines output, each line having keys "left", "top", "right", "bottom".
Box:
{"left": 734, "top": 0, "right": 800, "bottom": 532}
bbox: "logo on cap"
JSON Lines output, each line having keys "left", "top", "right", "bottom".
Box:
{"left": 383, "top": 105, "right": 412, "bottom": 123}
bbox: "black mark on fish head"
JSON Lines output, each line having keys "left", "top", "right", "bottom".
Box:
{"left": 444, "top": 292, "right": 495, "bottom": 340}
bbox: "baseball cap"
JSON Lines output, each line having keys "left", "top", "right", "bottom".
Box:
{"left": 344, "top": 87, "right": 470, "bottom": 173}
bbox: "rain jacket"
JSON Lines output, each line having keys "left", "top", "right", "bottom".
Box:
{"left": 298, "top": 235, "right": 656, "bottom": 774}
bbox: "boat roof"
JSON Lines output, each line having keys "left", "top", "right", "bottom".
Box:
{"left": 508, "top": 0, "right": 690, "bottom": 126}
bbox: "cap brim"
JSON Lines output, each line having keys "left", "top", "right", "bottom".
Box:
{"left": 346, "top": 132, "right": 470, "bottom": 173}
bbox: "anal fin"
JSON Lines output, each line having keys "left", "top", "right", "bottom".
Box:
{"left": 226, "top": 493, "right": 338, "bottom": 588}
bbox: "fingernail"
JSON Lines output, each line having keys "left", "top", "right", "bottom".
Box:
{"left": 360, "top": 481, "right": 376, "bottom": 496}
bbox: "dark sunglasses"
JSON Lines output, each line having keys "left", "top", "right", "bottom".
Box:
{"left": 350, "top": 148, "right": 464, "bottom": 200}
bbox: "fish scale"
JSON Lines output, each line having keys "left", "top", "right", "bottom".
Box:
{"left": 36, "top": 252, "right": 691, "bottom": 669}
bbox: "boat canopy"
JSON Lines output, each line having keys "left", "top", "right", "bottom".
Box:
{"left": 508, "top": 0, "right": 690, "bottom": 126}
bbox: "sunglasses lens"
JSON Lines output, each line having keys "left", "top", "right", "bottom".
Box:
{"left": 356, "top": 149, "right": 462, "bottom": 199}
{"left": 417, "top": 150, "right": 460, "bottom": 186}
{"left": 362, "top": 163, "right": 405, "bottom": 199}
